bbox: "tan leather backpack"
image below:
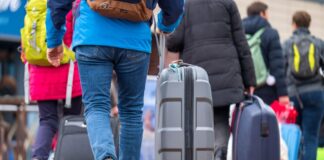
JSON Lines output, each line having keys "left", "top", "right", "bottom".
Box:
{"left": 87, "top": 0, "right": 153, "bottom": 22}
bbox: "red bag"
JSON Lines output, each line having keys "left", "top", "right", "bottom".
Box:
{"left": 270, "top": 101, "right": 298, "bottom": 124}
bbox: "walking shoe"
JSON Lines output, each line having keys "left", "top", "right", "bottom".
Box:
{"left": 214, "top": 147, "right": 227, "bottom": 160}
{"left": 104, "top": 157, "right": 114, "bottom": 160}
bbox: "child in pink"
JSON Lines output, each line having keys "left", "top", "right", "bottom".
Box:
{"left": 30, "top": 8, "right": 82, "bottom": 160}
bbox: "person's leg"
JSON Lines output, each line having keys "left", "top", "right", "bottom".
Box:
{"left": 76, "top": 45, "right": 116, "bottom": 160}
{"left": 301, "top": 91, "right": 324, "bottom": 160}
{"left": 110, "top": 116, "right": 120, "bottom": 158}
{"left": 63, "top": 96, "right": 82, "bottom": 116}
{"left": 213, "top": 106, "right": 230, "bottom": 160}
{"left": 114, "top": 48, "right": 150, "bottom": 160}
{"left": 32, "top": 100, "right": 58, "bottom": 160}
{"left": 290, "top": 96, "right": 302, "bottom": 126}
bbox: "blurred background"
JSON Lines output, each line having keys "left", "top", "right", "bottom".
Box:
{"left": 236, "top": 0, "right": 324, "bottom": 40}
{"left": 0, "top": 0, "right": 323, "bottom": 160}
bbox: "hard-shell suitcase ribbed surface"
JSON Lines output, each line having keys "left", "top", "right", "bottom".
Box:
{"left": 155, "top": 65, "right": 214, "bottom": 160}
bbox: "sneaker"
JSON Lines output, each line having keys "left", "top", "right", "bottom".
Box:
{"left": 214, "top": 147, "right": 227, "bottom": 160}
{"left": 104, "top": 157, "right": 114, "bottom": 160}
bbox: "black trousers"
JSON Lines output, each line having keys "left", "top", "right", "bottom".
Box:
{"left": 213, "top": 106, "right": 230, "bottom": 160}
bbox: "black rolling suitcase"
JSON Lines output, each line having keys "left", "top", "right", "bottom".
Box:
{"left": 54, "top": 116, "right": 119, "bottom": 160}
{"left": 54, "top": 116, "right": 93, "bottom": 160}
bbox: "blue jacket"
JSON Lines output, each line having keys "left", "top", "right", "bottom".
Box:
{"left": 46, "top": 0, "right": 184, "bottom": 53}
{"left": 243, "top": 16, "right": 288, "bottom": 103}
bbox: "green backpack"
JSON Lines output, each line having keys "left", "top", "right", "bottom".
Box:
{"left": 20, "top": 0, "right": 75, "bottom": 66}
{"left": 246, "top": 28, "right": 268, "bottom": 86}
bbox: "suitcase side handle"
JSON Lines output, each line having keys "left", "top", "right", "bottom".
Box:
{"left": 64, "top": 120, "right": 87, "bottom": 128}
{"left": 242, "top": 95, "right": 270, "bottom": 137}
{"left": 252, "top": 96, "right": 270, "bottom": 137}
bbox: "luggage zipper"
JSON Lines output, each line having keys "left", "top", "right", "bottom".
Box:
{"left": 184, "top": 67, "right": 194, "bottom": 160}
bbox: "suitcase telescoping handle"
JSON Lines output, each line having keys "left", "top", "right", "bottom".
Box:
{"left": 153, "top": 16, "right": 190, "bottom": 73}
{"left": 153, "top": 16, "right": 191, "bottom": 75}
{"left": 153, "top": 16, "right": 166, "bottom": 73}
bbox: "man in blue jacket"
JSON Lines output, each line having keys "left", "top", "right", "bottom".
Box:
{"left": 45, "top": 0, "right": 183, "bottom": 160}
{"left": 243, "top": 1, "right": 290, "bottom": 105}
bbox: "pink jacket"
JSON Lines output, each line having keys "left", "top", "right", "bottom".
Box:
{"left": 29, "top": 9, "right": 82, "bottom": 101}
{"left": 29, "top": 63, "right": 82, "bottom": 101}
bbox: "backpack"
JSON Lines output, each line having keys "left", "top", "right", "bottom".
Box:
{"left": 288, "top": 35, "right": 320, "bottom": 80}
{"left": 20, "top": 0, "right": 75, "bottom": 66}
{"left": 246, "top": 28, "right": 268, "bottom": 86}
{"left": 86, "top": 0, "right": 153, "bottom": 22}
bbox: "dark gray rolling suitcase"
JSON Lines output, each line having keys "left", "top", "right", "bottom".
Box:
{"left": 54, "top": 116, "right": 120, "bottom": 160}
{"left": 154, "top": 33, "right": 215, "bottom": 160}
{"left": 54, "top": 116, "right": 93, "bottom": 160}
{"left": 232, "top": 96, "right": 280, "bottom": 160}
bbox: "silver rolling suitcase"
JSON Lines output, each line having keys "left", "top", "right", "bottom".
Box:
{"left": 155, "top": 34, "right": 214, "bottom": 160}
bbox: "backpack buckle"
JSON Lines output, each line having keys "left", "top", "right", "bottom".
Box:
{"left": 100, "top": 2, "right": 110, "bottom": 9}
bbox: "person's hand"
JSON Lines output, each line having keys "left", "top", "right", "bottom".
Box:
{"left": 144, "top": 111, "right": 153, "bottom": 131}
{"left": 111, "top": 106, "right": 118, "bottom": 117}
{"left": 279, "top": 96, "right": 290, "bottom": 106}
{"left": 248, "top": 86, "right": 255, "bottom": 95}
{"left": 161, "top": 31, "right": 171, "bottom": 36}
{"left": 245, "top": 86, "right": 255, "bottom": 95}
{"left": 47, "top": 44, "right": 63, "bottom": 67}
{"left": 165, "top": 51, "right": 180, "bottom": 68}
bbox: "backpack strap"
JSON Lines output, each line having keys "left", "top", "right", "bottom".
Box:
{"left": 65, "top": 60, "right": 74, "bottom": 108}
{"left": 250, "top": 28, "right": 265, "bottom": 42}
{"left": 254, "top": 28, "right": 265, "bottom": 38}
{"left": 246, "top": 28, "right": 265, "bottom": 47}
{"left": 24, "top": 63, "right": 30, "bottom": 104}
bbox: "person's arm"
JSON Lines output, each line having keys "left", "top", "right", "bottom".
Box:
{"left": 282, "top": 40, "right": 291, "bottom": 76}
{"left": 229, "top": 1, "right": 256, "bottom": 89}
{"left": 167, "top": 18, "right": 185, "bottom": 53}
{"left": 320, "top": 40, "right": 324, "bottom": 69}
{"left": 47, "top": 0, "right": 74, "bottom": 48}
{"left": 157, "top": 0, "right": 184, "bottom": 33}
{"left": 267, "top": 30, "right": 290, "bottom": 104}
{"left": 46, "top": 0, "right": 74, "bottom": 66}
{"left": 165, "top": 17, "right": 185, "bottom": 68}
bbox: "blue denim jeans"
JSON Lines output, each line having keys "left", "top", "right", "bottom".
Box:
{"left": 75, "top": 46, "right": 150, "bottom": 160}
{"left": 291, "top": 90, "right": 324, "bottom": 160}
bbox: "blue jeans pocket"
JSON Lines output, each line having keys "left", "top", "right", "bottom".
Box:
{"left": 125, "top": 50, "right": 148, "bottom": 61}
{"left": 75, "top": 45, "right": 100, "bottom": 61}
